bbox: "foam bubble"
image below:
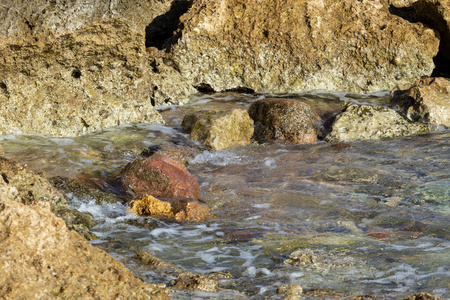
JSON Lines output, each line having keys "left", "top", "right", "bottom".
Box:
{"left": 189, "top": 150, "right": 248, "bottom": 166}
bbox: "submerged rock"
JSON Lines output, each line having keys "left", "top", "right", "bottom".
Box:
{"left": 404, "top": 292, "right": 444, "bottom": 300}
{"left": 169, "top": 0, "right": 438, "bottom": 94}
{"left": 119, "top": 154, "right": 199, "bottom": 199}
{"left": 182, "top": 109, "right": 254, "bottom": 150}
{"left": 169, "top": 272, "right": 219, "bottom": 293}
{"left": 326, "top": 104, "right": 429, "bottom": 142}
{"left": 391, "top": 77, "right": 450, "bottom": 128}
{"left": 248, "top": 98, "right": 318, "bottom": 144}
{"left": 0, "top": 182, "right": 169, "bottom": 299}
{"left": 129, "top": 194, "right": 210, "bottom": 222}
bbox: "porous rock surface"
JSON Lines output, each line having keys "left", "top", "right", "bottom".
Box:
{"left": 129, "top": 194, "right": 210, "bottom": 222}
{"left": 248, "top": 98, "right": 319, "bottom": 144}
{"left": 0, "top": 181, "right": 169, "bottom": 299}
{"left": 182, "top": 109, "right": 254, "bottom": 150}
{"left": 0, "top": 0, "right": 194, "bottom": 136}
{"left": 391, "top": 77, "right": 450, "bottom": 127}
{"left": 0, "top": 156, "right": 95, "bottom": 238}
{"left": 170, "top": 0, "right": 439, "bottom": 94}
{"left": 326, "top": 104, "right": 429, "bottom": 142}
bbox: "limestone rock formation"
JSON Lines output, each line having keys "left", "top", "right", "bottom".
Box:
{"left": 169, "top": 0, "right": 439, "bottom": 94}
{"left": 326, "top": 104, "right": 429, "bottom": 142}
{"left": 129, "top": 194, "right": 210, "bottom": 222}
{"left": 391, "top": 77, "right": 450, "bottom": 128}
{"left": 0, "top": 182, "right": 169, "bottom": 299}
{"left": 248, "top": 98, "right": 319, "bottom": 144}
{"left": 182, "top": 109, "right": 254, "bottom": 150}
{"left": 119, "top": 153, "right": 200, "bottom": 199}
{"left": 0, "top": 0, "right": 194, "bottom": 137}
{"left": 0, "top": 156, "right": 96, "bottom": 238}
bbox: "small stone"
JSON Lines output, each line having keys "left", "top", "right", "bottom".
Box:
{"left": 169, "top": 272, "right": 219, "bottom": 293}
{"left": 248, "top": 98, "right": 319, "bottom": 144}
{"left": 182, "top": 109, "right": 254, "bottom": 150}
{"left": 404, "top": 292, "right": 444, "bottom": 300}
{"left": 129, "top": 194, "right": 211, "bottom": 222}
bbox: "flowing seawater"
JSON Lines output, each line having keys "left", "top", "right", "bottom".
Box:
{"left": 1, "top": 92, "right": 449, "bottom": 299}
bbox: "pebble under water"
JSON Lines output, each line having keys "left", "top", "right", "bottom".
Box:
{"left": 1, "top": 92, "right": 449, "bottom": 299}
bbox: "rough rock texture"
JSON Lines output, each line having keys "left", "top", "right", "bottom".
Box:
{"left": 413, "top": 0, "right": 450, "bottom": 76}
{"left": 169, "top": 0, "right": 439, "bottom": 94}
{"left": 391, "top": 77, "right": 450, "bottom": 127}
{"left": 119, "top": 153, "right": 199, "bottom": 199}
{"left": 0, "top": 0, "right": 194, "bottom": 136}
{"left": 129, "top": 194, "right": 210, "bottom": 222}
{"left": 326, "top": 104, "right": 429, "bottom": 142}
{"left": 0, "top": 182, "right": 169, "bottom": 299}
{"left": 0, "top": 157, "right": 96, "bottom": 239}
{"left": 248, "top": 98, "right": 319, "bottom": 144}
{"left": 182, "top": 109, "right": 254, "bottom": 150}
{"left": 404, "top": 292, "right": 444, "bottom": 300}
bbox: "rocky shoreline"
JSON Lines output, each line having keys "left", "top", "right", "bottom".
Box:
{"left": 1, "top": 0, "right": 449, "bottom": 299}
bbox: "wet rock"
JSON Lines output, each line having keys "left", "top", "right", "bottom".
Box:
{"left": 0, "top": 1, "right": 195, "bottom": 136}
{"left": 119, "top": 154, "right": 199, "bottom": 199}
{"left": 129, "top": 194, "right": 210, "bottom": 222}
{"left": 50, "top": 176, "right": 125, "bottom": 205}
{"left": 0, "top": 157, "right": 98, "bottom": 239}
{"left": 135, "top": 251, "right": 184, "bottom": 273}
{"left": 182, "top": 109, "right": 254, "bottom": 150}
{"left": 169, "top": 272, "right": 219, "bottom": 293}
{"left": 142, "top": 144, "right": 201, "bottom": 166}
{"left": 170, "top": 0, "right": 438, "bottom": 94}
{"left": 326, "top": 104, "right": 429, "bottom": 142}
{"left": 248, "top": 98, "right": 319, "bottom": 144}
{"left": 404, "top": 292, "right": 444, "bottom": 300}
{"left": 391, "top": 77, "right": 450, "bottom": 128}
{"left": 0, "top": 181, "right": 169, "bottom": 299}
{"left": 277, "top": 284, "right": 303, "bottom": 296}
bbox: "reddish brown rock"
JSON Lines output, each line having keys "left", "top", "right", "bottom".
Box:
{"left": 120, "top": 154, "right": 199, "bottom": 199}
{"left": 248, "top": 98, "right": 319, "bottom": 144}
{"left": 391, "top": 77, "right": 450, "bottom": 128}
{"left": 129, "top": 194, "right": 210, "bottom": 222}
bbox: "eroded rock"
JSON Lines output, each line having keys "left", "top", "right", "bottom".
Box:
{"left": 0, "top": 1, "right": 195, "bottom": 136}
{"left": 326, "top": 104, "right": 429, "bottom": 142}
{"left": 129, "top": 194, "right": 210, "bottom": 222}
{"left": 182, "top": 109, "right": 254, "bottom": 150}
{"left": 391, "top": 77, "right": 450, "bottom": 128}
{"left": 0, "top": 157, "right": 96, "bottom": 239}
{"left": 170, "top": 0, "right": 439, "bottom": 94}
{"left": 119, "top": 154, "right": 199, "bottom": 199}
{"left": 248, "top": 98, "right": 318, "bottom": 144}
{"left": 0, "top": 182, "right": 169, "bottom": 299}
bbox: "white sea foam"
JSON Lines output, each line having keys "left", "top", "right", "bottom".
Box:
{"left": 150, "top": 227, "right": 181, "bottom": 238}
{"left": 189, "top": 150, "right": 248, "bottom": 166}
{"left": 253, "top": 203, "right": 271, "bottom": 209}
{"left": 49, "top": 137, "right": 75, "bottom": 145}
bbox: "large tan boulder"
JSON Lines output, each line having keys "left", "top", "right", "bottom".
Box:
{"left": 326, "top": 104, "right": 429, "bottom": 142}
{"left": 169, "top": 0, "right": 439, "bottom": 94}
{"left": 391, "top": 77, "right": 450, "bottom": 128}
{"left": 182, "top": 109, "right": 254, "bottom": 150}
{"left": 0, "top": 182, "right": 169, "bottom": 299}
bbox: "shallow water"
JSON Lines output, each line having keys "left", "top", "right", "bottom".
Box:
{"left": 1, "top": 91, "right": 449, "bottom": 299}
